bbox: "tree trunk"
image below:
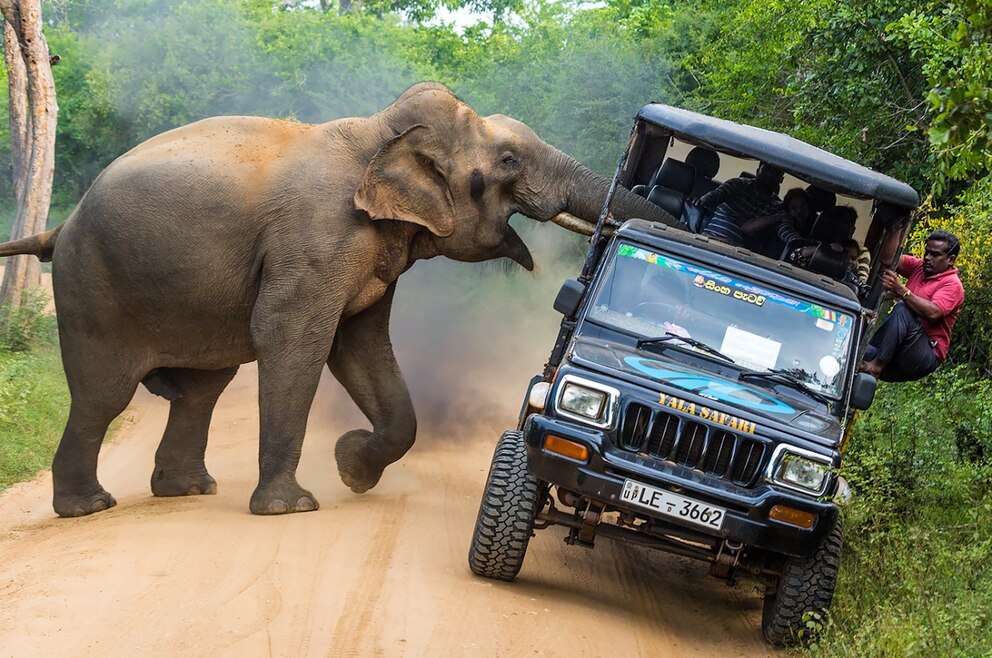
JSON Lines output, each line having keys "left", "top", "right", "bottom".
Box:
{"left": 0, "top": 0, "right": 57, "bottom": 309}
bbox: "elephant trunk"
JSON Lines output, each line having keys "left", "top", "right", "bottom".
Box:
{"left": 551, "top": 161, "right": 684, "bottom": 236}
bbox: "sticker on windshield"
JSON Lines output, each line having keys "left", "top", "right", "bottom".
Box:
{"left": 720, "top": 326, "right": 781, "bottom": 371}
{"left": 815, "top": 318, "right": 834, "bottom": 331}
{"left": 694, "top": 275, "right": 731, "bottom": 296}
{"left": 692, "top": 275, "right": 768, "bottom": 307}
{"left": 819, "top": 356, "right": 841, "bottom": 378}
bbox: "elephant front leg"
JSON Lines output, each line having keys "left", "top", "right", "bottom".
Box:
{"left": 329, "top": 285, "right": 417, "bottom": 494}
{"left": 249, "top": 283, "right": 338, "bottom": 515}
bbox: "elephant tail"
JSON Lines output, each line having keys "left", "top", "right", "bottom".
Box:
{"left": 0, "top": 224, "right": 64, "bottom": 263}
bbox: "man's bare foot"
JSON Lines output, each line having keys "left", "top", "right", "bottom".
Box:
{"left": 860, "top": 359, "right": 884, "bottom": 378}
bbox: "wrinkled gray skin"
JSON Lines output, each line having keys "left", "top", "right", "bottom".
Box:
{"left": 0, "top": 83, "right": 679, "bottom": 517}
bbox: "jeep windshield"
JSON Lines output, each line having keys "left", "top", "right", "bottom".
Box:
{"left": 586, "top": 243, "right": 855, "bottom": 399}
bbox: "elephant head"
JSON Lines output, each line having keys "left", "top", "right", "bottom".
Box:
{"left": 355, "top": 83, "right": 680, "bottom": 270}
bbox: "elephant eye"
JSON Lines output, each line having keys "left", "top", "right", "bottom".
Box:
{"left": 500, "top": 154, "right": 519, "bottom": 167}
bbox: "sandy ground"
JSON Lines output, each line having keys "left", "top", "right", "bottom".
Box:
{"left": 0, "top": 258, "right": 775, "bottom": 658}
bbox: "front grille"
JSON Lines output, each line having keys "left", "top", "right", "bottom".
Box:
{"left": 618, "top": 401, "right": 769, "bottom": 487}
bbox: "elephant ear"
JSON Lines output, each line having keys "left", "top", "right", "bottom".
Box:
{"left": 355, "top": 124, "right": 456, "bottom": 237}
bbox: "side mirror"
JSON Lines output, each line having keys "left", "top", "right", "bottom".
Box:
{"left": 850, "top": 372, "right": 877, "bottom": 410}
{"left": 553, "top": 279, "right": 585, "bottom": 316}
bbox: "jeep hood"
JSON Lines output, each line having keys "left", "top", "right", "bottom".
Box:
{"left": 569, "top": 337, "right": 843, "bottom": 438}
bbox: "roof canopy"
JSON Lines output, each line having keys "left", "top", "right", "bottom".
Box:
{"left": 637, "top": 104, "right": 920, "bottom": 209}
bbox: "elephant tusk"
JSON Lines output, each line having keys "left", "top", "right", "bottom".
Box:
{"left": 550, "top": 212, "right": 594, "bottom": 235}
{"left": 551, "top": 212, "right": 616, "bottom": 238}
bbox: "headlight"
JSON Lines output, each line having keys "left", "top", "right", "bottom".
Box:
{"left": 554, "top": 375, "right": 619, "bottom": 428}
{"left": 767, "top": 445, "right": 832, "bottom": 495}
{"left": 560, "top": 383, "right": 607, "bottom": 419}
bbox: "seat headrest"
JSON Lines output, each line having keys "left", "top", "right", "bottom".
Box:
{"left": 805, "top": 185, "right": 837, "bottom": 213}
{"left": 647, "top": 185, "right": 686, "bottom": 219}
{"left": 654, "top": 159, "right": 695, "bottom": 195}
{"left": 811, "top": 205, "right": 858, "bottom": 242}
{"left": 685, "top": 147, "right": 720, "bottom": 180}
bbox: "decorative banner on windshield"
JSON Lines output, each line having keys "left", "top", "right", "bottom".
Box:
{"left": 616, "top": 244, "right": 847, "bottom": 323}
{"left": 659, "top": 392, "right": 758, "bottom": 434}
{"left": 693, "top": 275, "right": 766, "bottom": 307}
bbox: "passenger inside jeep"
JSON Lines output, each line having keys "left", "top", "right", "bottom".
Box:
{"left": 628, "top": 140, "right": 877, "bottom": 298}
{"left": 695, "top": 162, "right": 785, "bottom": 247}
{"left": 740, "top": 187, "right": 811, "bottom": 258}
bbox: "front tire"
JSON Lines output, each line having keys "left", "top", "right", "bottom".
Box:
{"left": 468, "top": 430, "right": 541, "bottom": 581}
{"left": 761, "top": 519, "right": 843, "bottom": 646}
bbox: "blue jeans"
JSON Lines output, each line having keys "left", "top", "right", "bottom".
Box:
{"left": 865, "top": 302, "right": 939, "bottom": 382}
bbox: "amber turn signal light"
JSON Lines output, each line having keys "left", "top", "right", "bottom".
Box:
{"left": 768, "top": 505, "right": 816, "bottom": 529}
{"left": 543, "top": 436, "right": 589, "bottom": 462}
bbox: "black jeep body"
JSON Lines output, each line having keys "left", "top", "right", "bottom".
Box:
{"left": 468, "top": 104, "right": 919, "bottom": 646}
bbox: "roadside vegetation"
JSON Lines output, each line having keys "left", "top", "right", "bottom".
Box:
{"left": 0, "top": 0, "right": 989, "bottom": 652}
{"left": 0, "top": 293, "right": 67, "bottom": 490}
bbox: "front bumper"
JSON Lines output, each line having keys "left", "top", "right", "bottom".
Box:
{"left": 523, "top": 414, "right": 838, "bottom": 558}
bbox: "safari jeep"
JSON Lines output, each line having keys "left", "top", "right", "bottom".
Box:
{"left": 467, "top": 104, "right": 920, "bottom": 646}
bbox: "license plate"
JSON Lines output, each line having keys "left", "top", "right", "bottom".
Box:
{"left": 620, "top": 479, "right": 726, "bottom": 530}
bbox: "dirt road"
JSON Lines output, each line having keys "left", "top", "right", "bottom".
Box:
{"left": 0, "top": 260, "right": 773, "bottom": 658}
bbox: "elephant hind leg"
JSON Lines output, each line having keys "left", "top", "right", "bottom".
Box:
{"left": 52, "top": 364, "right": 142, "bottom": 518}
{"left": 151, "top": 366, "right": 239, "bottom": 497}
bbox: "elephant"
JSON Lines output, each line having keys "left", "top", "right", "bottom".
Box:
{"left": 0, "top": 82, "right": 680, "bottom": 517}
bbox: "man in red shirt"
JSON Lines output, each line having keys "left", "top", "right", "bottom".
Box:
{"left": 860, "top": 230, "right": 965, "bottom": 382}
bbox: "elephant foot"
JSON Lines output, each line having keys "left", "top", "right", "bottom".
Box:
{"left": 335, "top": 430, "right": 388, "bottom": 494}
{"left": 53, "top": 487, "right": 118, "bottom": 518}
{"left": 150, "top": 467, "right": 217, "bottom": 497}
{"left": 249, "top": 479, "right": 319, "bottom": 515}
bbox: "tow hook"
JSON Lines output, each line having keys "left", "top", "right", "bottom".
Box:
{"left": 565, "top": 499, "right": 604, "bottom": 547}
{"left": 710, "top": 540, "right": 744, "bottom": 582}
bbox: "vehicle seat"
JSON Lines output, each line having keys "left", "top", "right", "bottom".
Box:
{"left": 685, "top": 147, "right": 721, "bottom": 200}
{"left": 646, "top": 159, "right": 695, "bottom": 220}
{"left": 807, "top": 243, "right": 850, "bottom": 280}
{"left": 809, "top": 207, "right": 856, "bottom": 244}
{"left": 805, "top": 185, "right": 837, "bottom": 214}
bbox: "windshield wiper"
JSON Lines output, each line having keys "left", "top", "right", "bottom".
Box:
{"left": 739, "top": 369, "right": 831, "bottom": 405}
{"left": 636, "top": 332, "right": 735, "bottom": 364}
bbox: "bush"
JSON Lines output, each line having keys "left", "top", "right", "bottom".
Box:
{"left": 0, "top": 291, "right": 58, "bottom": 353}
{"left": 0, "top": 342, "right": 68, "bottom": 491}
{"left": 808, "top": 367, "right": 992, "bottom": 657}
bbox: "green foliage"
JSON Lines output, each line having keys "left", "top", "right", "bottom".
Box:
{"left": 245, "top": 1, "right": 422, "bottom": 120}
{"left": 412, "top": 0, "right": 676, "bottom": 176}
{"left": 676, "top": 0, "right": 935, "bottom": 190}
{"left": 810, "top": 369, "right": 992, "bottom": 656}
{"left": 888, "top": 0, "right": 992, "bottom": 193}
{"left": 0, "top": 291, "right": 58, "bottom": 353}
{"left": 0, "top": 344, "right": 69, "bottom": 491}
